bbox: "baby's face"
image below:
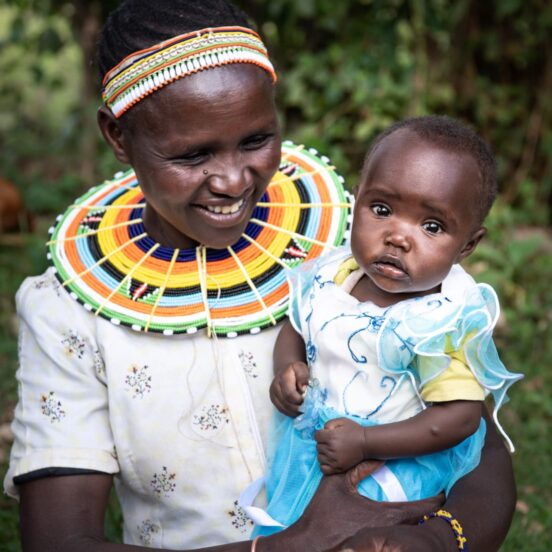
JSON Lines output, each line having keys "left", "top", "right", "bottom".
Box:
{"left": 351, "top": 129, "right": 485, "bottom": 305}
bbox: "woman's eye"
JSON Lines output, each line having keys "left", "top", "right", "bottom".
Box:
{"left": 173, "top": 151, "right": 208, "bottom": 165}
{"left": 423, "top": 221, "right": 444, "bottom": 234}
{"left": 242, "top": 134, "right": 271, "bottom": 150}
{"left": 371, "top": 204, "right": 391, "bottom": 217}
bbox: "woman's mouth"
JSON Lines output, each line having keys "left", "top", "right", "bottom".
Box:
{"left": 204, "top": 198, "right": 245, "bottom": 215}
{"left": 192, "top": 197, "right": 251, "bottom": 229}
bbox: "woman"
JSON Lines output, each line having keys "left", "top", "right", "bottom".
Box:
{"left": 4, "top": 1, "right": 515, "bottom": 550}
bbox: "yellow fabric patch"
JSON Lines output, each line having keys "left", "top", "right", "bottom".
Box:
{"left": 333, "top": 257, "right": 359, "bottom": 285}
{"left": 419, "top": 338, "right": 485, "bottom": 403}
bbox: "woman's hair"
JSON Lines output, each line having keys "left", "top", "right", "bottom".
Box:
{"left": 364, "top": 115, "right": 498, "bottom": 223}
{"left": 97, "top": 0, "right": 252, "bottom": 79}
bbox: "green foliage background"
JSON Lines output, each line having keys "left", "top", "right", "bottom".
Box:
{"left": 0, "top": 1, "right": 551, "bottom": 550}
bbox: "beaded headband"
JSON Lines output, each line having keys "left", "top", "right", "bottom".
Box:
{"left": 101, "top": 26, "right": 277, "bottom": 118}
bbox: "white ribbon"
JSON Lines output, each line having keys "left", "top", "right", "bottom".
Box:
{"left": 238, "top": 477, "right": 285, "bottom": 527}
{"left": 370, "top": 465, "right": 408, "bottom": 502}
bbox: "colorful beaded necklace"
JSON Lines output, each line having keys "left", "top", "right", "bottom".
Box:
{"left": 47, "top": 142, "right": 352, "bottom": 337}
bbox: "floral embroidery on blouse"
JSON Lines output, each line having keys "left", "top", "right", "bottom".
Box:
{"left": 192, "top": 404, "right": 230, "bottom": 432}
{"left": 228, "top": 499, "right": 254, "bottom": 533}
{"left": 125, "top": 364, "right": 152, "bottom": 398}
{"left": 40, "top": 391, "right": 66, "bottom": 423}
{"left": 93, "top": 349, "right": 105, "bottom": 375}
{"left": 61, "top": 330, "right": 86, "bottom": 359}
{"left": 238, "top": 350, "right": 258, "bottom": 378}
{"left": 150, "top": 466, "right": 176, "bottom": 497}
{"left": 138, "top": 519, "right": 160, "bottom": 545}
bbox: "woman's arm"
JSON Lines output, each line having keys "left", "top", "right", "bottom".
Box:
{"left": 329, "top": 406, "right": 517, "bottom": 552}
{"left": 18, "top": 475, "right": 317, "bottom": 552}
{"left": 19, "top": 475, "right": 255, "bottom": 552}
{"left": 315, "top": 400, "right": 482, "bottom": 474}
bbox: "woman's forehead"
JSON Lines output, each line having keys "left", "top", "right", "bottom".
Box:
{"left": 122, "top": 65, "right": 277, "bottom": 141}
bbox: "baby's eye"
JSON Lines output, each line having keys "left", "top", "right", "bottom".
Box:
{"left": 371, "top": 204, "right": 391, "bottom": 217}
{"left": 423, "top": 221, "right": 444, "bottom": 234}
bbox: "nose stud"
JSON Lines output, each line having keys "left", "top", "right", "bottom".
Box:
{"left": 203, "top": 169, "right": 209, "bottom": 175}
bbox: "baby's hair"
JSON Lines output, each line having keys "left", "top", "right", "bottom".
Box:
{"left": 365, "top": 115, "right": 497, "bottom": 224}
{"left": 97, "top": 0, "right": 252, "bottom": 80}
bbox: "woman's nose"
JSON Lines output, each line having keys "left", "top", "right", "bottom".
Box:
{"left": 207, "top": 157, "right": 252, "bottom": 197}
{"left": 384, "top": 228, "right": 411, "bottom": 251}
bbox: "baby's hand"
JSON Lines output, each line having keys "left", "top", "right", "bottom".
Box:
{"left": 269, "top": 361, "right": 309, "bottom": 417}
{"left": 315, "top": 418, "right": 366, "bottom": 475}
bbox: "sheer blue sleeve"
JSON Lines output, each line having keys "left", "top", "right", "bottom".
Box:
{"left": 377, "top": 275, "right": 523, "bottom": 451}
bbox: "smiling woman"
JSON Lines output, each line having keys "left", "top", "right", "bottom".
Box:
{"left": 99, "top": 65, "right": 282, "bottom": 250}
{"left": 3, "top": 2, "right": 355, "bottom": 548}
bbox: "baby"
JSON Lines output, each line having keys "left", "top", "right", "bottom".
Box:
{"left": 251, "top": 115, "right": 522, "bottom": 536}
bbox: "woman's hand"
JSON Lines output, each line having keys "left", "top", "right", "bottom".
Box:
{"left": 269, "top": 361, "right": 309, "bottom": 417}
{"left": 258, "top": 462, "right": 444, "bottom": 552}
{"left": 327, "top": 522, "right": 454, "bottom": 552}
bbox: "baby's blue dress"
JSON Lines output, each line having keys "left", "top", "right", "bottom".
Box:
{"left": 252, "top": 246, "right": 522, "bottom": 537}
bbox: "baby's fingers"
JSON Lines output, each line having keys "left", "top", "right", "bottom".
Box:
{"left": 313, "top": 419, "right": 346, "bottom": 445}
{"left": 317, "top": 449, "right": 340, "bottom": 475}
{"left": 319, "top": 462, "right": 340, "bottom": 475}
{"left": 279, "top": 369, "right": 305, "bottom": 405}
{"left": 314, "top": 427, "right": 334, "bottom": 445}
{"left": 291, "top": 361, "right": 309, "bottom": 393}
{"left": 324, "top": 417, "right": 347, "bottom": 431}
{"left": 269, "top": 379, "right": 301, "bottom": 417}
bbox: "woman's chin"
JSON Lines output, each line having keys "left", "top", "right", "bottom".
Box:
{"left": 200, "top": 228, "right": 245, "bottom": 250}
{"left": 189, "top": 206, "right": 254, "bottom": 249}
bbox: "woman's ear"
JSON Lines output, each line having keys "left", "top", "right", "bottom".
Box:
{"left": 97, "top": 106, "right": 131, "bottom": 164}
{"left": 456, "top": 227, "right": 486, "bottom": 263}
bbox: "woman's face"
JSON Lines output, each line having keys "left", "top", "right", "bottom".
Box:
{"left": 102, "top": 64, "right": 281, "bottom": 249}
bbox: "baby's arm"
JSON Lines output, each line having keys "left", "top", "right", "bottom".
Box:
{"left": 315, "top": 400, "right": 482, "bottom": 474}
{"left": 269, "top": 320, "right": 310, "bottom": 417}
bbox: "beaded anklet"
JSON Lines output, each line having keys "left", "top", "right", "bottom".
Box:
{"left": 419, "top": 509, "right": 468, "bottom": 551}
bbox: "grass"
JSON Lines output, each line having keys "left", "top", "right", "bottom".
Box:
{"left": 0, "top": 210, "right": 551, "bottom": 550}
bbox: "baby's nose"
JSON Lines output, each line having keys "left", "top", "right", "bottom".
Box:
{"left": 384, "top": 229, "right": 411, "bottom": 251}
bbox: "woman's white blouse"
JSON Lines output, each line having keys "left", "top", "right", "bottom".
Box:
{"left": 5, "top": 267, "right": 278, "bottom": 548}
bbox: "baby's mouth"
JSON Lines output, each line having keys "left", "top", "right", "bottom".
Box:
{"left": 203, "top": 198, "right": 245, "bottom": 215}
{"left": 373, "top": 255, "right": 408, "bottom": 278}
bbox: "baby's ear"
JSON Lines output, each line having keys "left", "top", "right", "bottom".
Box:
{"left": 457, "top": 227, "right": 486, "bottom": 262}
